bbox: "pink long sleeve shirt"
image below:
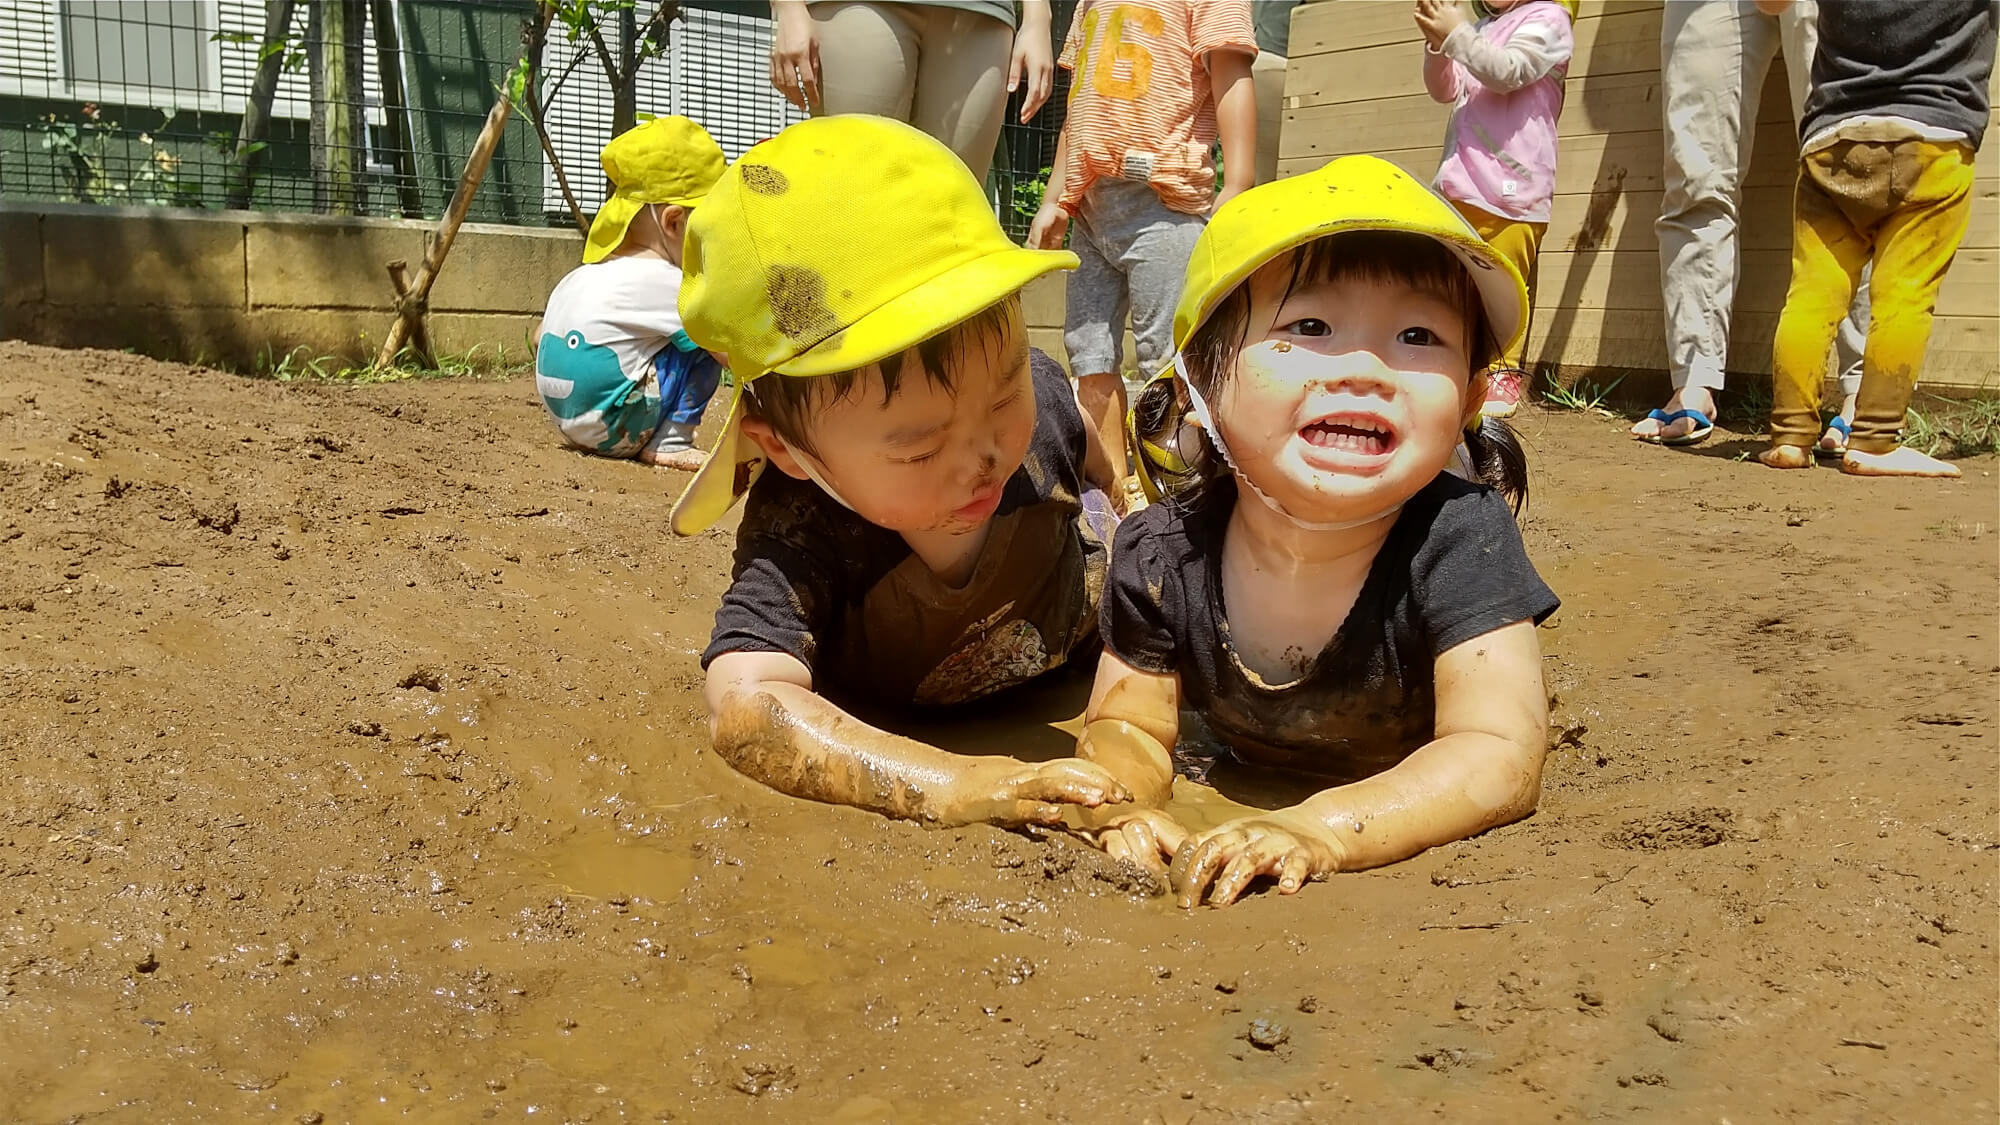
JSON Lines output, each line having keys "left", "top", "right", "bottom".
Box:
{"left": 1424, "top": 1, "right": 1573, "bottom": 224}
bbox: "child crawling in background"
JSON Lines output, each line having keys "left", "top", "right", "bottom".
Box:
{"left": 676, "top": 116, "right": 1132, "bottom": 828}
{"left": 535, "top": 116, "right": 727, "bottom": 471}
{"left": 1074, "top": 156, "right": 1560, "bottom": 907}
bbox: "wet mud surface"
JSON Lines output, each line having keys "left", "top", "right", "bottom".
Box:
{"left": 2, "top": 341, "right": 1994, "bottom": 1122}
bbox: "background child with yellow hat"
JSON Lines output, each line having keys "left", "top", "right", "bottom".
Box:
{"left": 1076, "top": 157, "right": 1560, "bottom": 908}
{"left": 534, "top": 116, "right": 727, "bottom": 470}
{"left": 675, "top": 114, "right": 1132, "bottom": 829}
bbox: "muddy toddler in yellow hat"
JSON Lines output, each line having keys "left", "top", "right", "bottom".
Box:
{"left": 1066, "top": 155, "right": 1565, "bottom": 910}
{"left": 678, "top": 114, "right": 1138, "bottom": 831}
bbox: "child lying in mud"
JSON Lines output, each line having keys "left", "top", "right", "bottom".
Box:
{"left": 1075, "top": 157, "right": 1560, "bottom": 907}
{"left": 670, "top": 116, "right": 1132, "bottom": 828}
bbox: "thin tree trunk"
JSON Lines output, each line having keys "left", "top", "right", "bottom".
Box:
{"left": 227, "top": 0, "right": 295, "bottom": 211}
{"left": 307, "top": 1, "right": 327, "bottom": 210}
{"left": 368, "top": 0, "right": 423, "bottom": 217}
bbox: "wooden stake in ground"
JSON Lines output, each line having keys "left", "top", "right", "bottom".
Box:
{"left": 373, "top": 85, "right": 516, "bottom": 371}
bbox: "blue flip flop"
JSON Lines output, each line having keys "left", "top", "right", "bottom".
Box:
{"left": 1638, "top": 408, "right": 1715, "bottom": 446}
{"left": 1814, "top": 416, "right": 1851, "bottom": 459}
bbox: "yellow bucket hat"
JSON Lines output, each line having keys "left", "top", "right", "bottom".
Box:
{"left": 668, "top": 115, "right": 1079, "bottom": 536}
{"left": 583, "top": 116, "right": 727, "bottom": 264}
{"left": 1131, "top": 154, "right": 1528, "bottom": 502}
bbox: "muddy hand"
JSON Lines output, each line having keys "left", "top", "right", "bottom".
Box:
{"left": 938, "top": 757, "right": 1131, "bottom": 828}
{"left": 1169, "top": 813, "right": 1345, "bottom": 908}
{"left": 1086, "top": 808, "right": 1190, "bottom": 878}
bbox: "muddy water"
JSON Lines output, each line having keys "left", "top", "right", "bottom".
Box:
{"left": 2, "top": 342, "right": 1995, "bottom": 1122}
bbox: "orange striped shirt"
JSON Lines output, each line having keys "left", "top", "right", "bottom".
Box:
{"left": 1056, "top": 0, "right": 1257, "bottom": 216}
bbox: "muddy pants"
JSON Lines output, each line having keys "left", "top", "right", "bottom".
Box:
{"left": 1768, "top": 139, "right": 1974, "bottom": 453}
{"left": 1453, "top": 200, "right": 1546, "bottom": 372}
{"left": 1657, "top": 0, "right": 1866, "bottom": 396}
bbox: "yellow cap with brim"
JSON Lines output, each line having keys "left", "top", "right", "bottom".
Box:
{"left": 583, "top": 116, "right": 728, "bottom": 264}
{"left": 668, "top": 115, "right": 1078, "bottom": 536}
{"left": 1130, "top": 154, "right": 1529, "bottom": 501}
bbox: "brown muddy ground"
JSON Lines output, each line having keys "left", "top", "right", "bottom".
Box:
{"left": 2, "top": 340, "right": 1994, "bottom": 1124}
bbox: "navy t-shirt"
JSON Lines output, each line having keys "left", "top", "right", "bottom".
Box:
{"left": 703, "top": 350, "right": 1108, "bottom": 707}
{"left": 1103, "top": 474, "right": 1559, "bottom": 781}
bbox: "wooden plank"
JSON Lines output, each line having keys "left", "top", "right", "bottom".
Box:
{"left": 1567, "top": 3, "right": 1664, "bottom": 79}
{"left": 1285, "top": 0, "right": 1430, "bottom": 57}
{"left": 1287, "top": 0, "right": 1665, "bottom": 61}
{"left": 1545, "top": 178, "right": 2000, "bottom": 254}
{"left": 1280, "top": 67, "right": 1792, "bottom": 157}
{"left": 1285, "top": 6, "right": 1671, "bottom": 109}
{"left": 1279, "top": 121, "right": 1803, "bottom": 193}
{"left": 1527, "top": 307, "right": 1999, "bottom": 389}
{"left": 1534, "top": 248, "right": 1996, "bottom": 318}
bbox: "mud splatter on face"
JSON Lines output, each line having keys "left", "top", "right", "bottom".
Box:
{"left": 740, "top": 164, "right": 789, "bottom": 195}
{"left": 765, "top": 266, "right": 842, "bottom": 343}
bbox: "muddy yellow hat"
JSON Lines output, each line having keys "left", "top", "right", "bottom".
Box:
{"left": 583, "top": 116, "right": 727, "bottom": 264}
{"left": 668, "top": 115, "right": 1078, "bottom": 536}
{"left": 1166, "top": 154, "right": 1527, "bottom": 372}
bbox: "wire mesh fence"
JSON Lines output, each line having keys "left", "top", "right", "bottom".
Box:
{"left": 0, "top": 0, "right": 1070, "bottom": 238}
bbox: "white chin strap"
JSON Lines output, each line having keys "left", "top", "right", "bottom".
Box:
{"left": 792, "top": 447, "right": 858, "bottom": 512}
{"left": 1173, "top": 353, "right": 1405, "bottom": 534}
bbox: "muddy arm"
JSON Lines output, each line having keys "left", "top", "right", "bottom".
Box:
{"left": 1077, "top": 653, "right": 1181, "bottom": 809}
{"left": 1170, "top": 621, "right": 1548, "bottom": 905}
{"left": 705, "top": 651, "right": 1128, "bottom": 826}
{"left": 1288, "top": 620, "right": 1549, "bottom": 870}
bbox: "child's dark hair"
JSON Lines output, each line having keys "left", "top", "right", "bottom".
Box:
{"left": 741, "top": 294, "right": 1022, "bottom": 458}
{"left": 1134, "top": 230, "right": 1531, "bottom": 510}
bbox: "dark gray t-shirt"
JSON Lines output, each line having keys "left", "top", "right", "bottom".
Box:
{"left": 703, "top": 350, "right": 1107, "bottom": 707}
{"left": 1103, "top": 474, "right": 1558, "bottom": 781}
{"left": 1803, "top": 0, "right": 1997, "bottom": 149}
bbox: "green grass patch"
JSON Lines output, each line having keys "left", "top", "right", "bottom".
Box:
{"left": 1539, "top": 373, "right": 1625, "bottom": 414}
{"left": 1905, "top": 392, "right": 2000, "bottom": 458}
{"left": 245, "top": 343, "right": 529, "bottom": 384}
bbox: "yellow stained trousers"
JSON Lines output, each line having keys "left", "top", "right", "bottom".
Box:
{"left": 1769, "top": 138, "right": 1975, "bottom": 452}
{"left": 1452, "top": 200, "right": 1546, "bottom": 372}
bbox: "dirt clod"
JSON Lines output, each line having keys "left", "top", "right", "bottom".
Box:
{"left": 1606, "top": 808, "right": 1734, "bottom": 850}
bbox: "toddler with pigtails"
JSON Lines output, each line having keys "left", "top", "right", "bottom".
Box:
{"left": 1073, "top": 157, "right": 1560, "bottom": 908}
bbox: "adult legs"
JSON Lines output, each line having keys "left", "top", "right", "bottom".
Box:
{"left": 906, "top": 7, "right": 1013, "bottom": 184}
{"left": 810, "top": 2, "right": 918, "bottom": 120}
{"left": 1252, "top": 48, "right": 1288, "bottom": 187}
{"left": 1641, "top": 0, "right": 1781, "bottom": 442}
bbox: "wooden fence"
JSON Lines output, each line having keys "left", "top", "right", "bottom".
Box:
{"left": 1278, "top": 0, "right": 1998, "bottom": 391}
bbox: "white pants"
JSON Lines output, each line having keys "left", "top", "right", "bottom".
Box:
{"left": 1657, "top": 0, "right": 1866, "bottom": 397}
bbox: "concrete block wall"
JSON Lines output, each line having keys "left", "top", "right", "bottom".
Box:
{"left": 0, "top": 204, "right": 580, "bottom": 371}
{"left": 0, "top": 203, "right": 1117, "bottom": 380}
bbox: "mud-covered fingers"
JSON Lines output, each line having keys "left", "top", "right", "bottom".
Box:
{"left": 1007, "top": 760, "right": 1131, "bottom": 807}
{"left": 1277, "top": 850, "right": 1312, "bottom": 895}
{"left": 1168, "top": 830, "right": 1241, "bottom": 908}
{"left": 1206, "top": 842, "right": 1289, "bottom": 907}
{"left": 1108, "top": 820, "right": 1170, "bottom": 877}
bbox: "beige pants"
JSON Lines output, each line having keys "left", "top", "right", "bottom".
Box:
{"left": 1252, "top": 48, "right": 1287, "bottom": 186}
{"left": 809, "top": 2, "right": 1014, "bottom": 184}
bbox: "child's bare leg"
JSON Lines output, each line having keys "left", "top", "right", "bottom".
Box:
{"left": 1075, "top": 371, "right": 1133, "bottom": 497}
{"left": 640, "top": 446, "right": 708, "bottom": 471}
{"left": 1841, "top": 446, "right": 1961, "bottom": 478}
